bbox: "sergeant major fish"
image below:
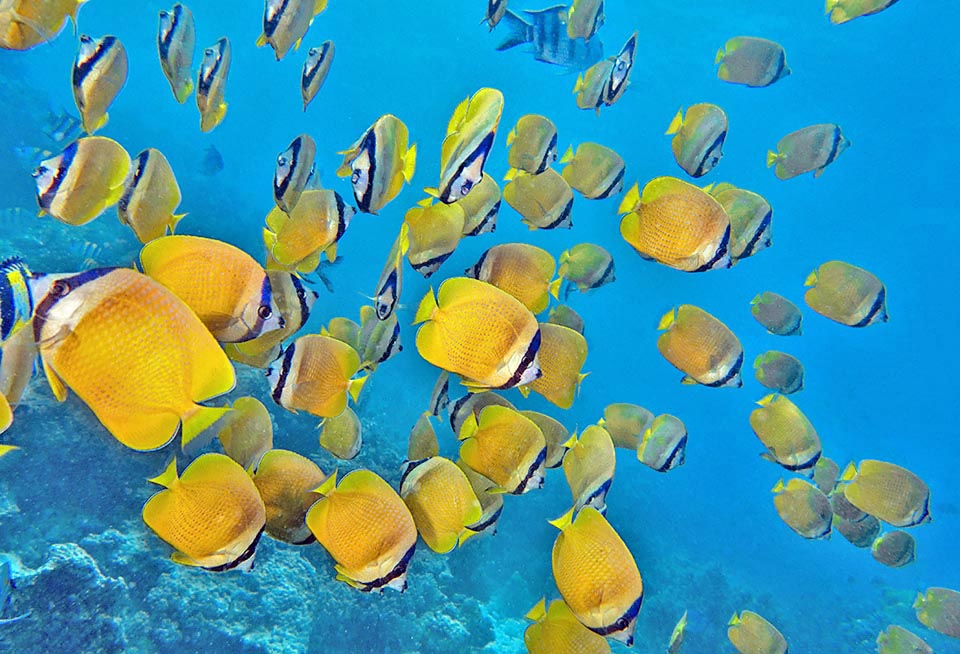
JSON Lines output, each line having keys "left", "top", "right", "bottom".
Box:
{"left": 495, "top": 5, "right": 603, "bottom": 71}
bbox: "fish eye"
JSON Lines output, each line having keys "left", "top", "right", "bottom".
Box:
{"left": 351, "top": 169, "right": 361, "bottom": 184}
{"left": 258, "top": 305, "right": 273, "bottom": 320}
{"left": 277, "top": 155, "right": 287, "bottom": 167}
{"left": 615, "top": 618, "right": 628, "bottom": 630}
{"left": 159, "top": 10, "right": 168, "bottom": 17}
{"left": 51, "top": 280, "right": 71, "bottom": 297}
{"left": 79, "top": 34, "right": 91, "bottom": 44}
{"left": 459, "top": 180, "right": 473, "bottom": 196}
{"left": 308, "top": 48, "right": 318, "bottom": 56}
{"left": 204, "top": 47, "right": 214, "bottom": 56}
{"left": 31, "top": 166, "right": 47, "bottom": 178}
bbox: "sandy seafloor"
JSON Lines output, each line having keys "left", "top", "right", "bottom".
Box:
{"left": 1, "top": 1, "right": 959, "bottom": 652}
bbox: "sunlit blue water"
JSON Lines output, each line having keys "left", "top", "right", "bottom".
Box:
{"left": 1, "top": 1, "right": 958, "bottom": 653}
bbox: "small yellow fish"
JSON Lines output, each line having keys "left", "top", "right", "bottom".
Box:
{"left": 706, "top": 183, "right": 772, "bottom": 263}
{"left": 841, "top": 460, "right": 931, "bottom": 527}
{"left": 217, "top": 396, "right": 273, "bottom": 470}
{"left": 550, "top": 507, "right": 644, "bottom": 645}
{"left": 404, "top": 197, "right": 465, "bottom": 278}
{"left": 599, "top": 403, "right": 654, "bottom": 450}
{"left": 524, "top": 597, "right": 611, "bottom": 654}
{"left": 827, "top": 0, "right": 900, "bottom": 25}
{"left": 767, "top": 124, "right": 850, "bottom": 180}
{"left": 750, "top": 292, "right": 802, "bottom": 336}
{"left": 574, "top": 59, "right": 614, "bottom": 113}
{"left": 772, "top": 478, "right": 833, "bottom": 539}
{"left": 804, "top": 260, "right": 887, "bottom": 327}
{"left": 143, "top": 455, "right": 265, "bottom": 571}
{"left": 118, "top": 148, "right": 185, "bottom": 243}
{"left": 196, "top": 37, "right": 231, "bottom": 132}
{"left": 457, "top": 173, "right": 501, "bottom": 236}
{"left": 728, "top": 611, "right": 788, "bottom": 654}
{"left": 871, "top": 531, "right": 916, "bottom": 568}
{"left": 0, "top": 0, "right": 84, "bottom": 51}
{"left": 157, "top": 4, "right": 195, "bottom": 103}
{"left": 306, "top": 469, "right": 417, "bottom": 592}
{"left": 400, "top": 456, "right": 482, "bottom": 553}
{"left": 301, "top": 40, "right": 334, "bottom": 111}
{"left": 72, "top": 34, "right": 128, "bottom": 134}
{"left": 668, "top": 610, "right": 688, "bottom": 653}
{"left": 637, "top": 414, "right": 687, "bottom": 472}
{"left": 520, "top": 410, "right": 570, "bottom": 469}
{"left": 715, "top": 37, "right": 790, "bottom": 88}
{"left": 657, "top": 305, "right": 743, "bottom": 387}
{"left": 750, "top": 394, "right": 821, "bottom": 474}
{"left": 914, "top": 587, "right": 960, "bottom": 639}
{"left": 547, "top": 304, "right": 585, "bottom": 335}
{"left": 522, "top": 323, "right": 588, "bottom": 409}
{"left": 754, "top": 351, "right": 804, "bottom": 395}
{"left": 252, "top": 448, "right": 326, "bottom": 544}
{"left": 562, "top": 425, "right": 615, "bottom": 513}
{"left": 554, "top": 243, "right": 615, "bottom": 295}
{"left": 319, "top": 406, "right": 363, "bottom": 460}
{"left": 876, "top": 625, "right": 931, "bottom": 654}
{"left": 665, "top": 104, "right": 728, "bottom": 178}
{"left": 269, "top": 334, "right": 366, "bottom": 419}
{"left": 338, "top": 114, "right": 416, "bottom": 214}
{"left": 560, "top": 142, "right": 625, "bottom": 200}
{"left": 465, "top": 243, "right": 556, "bottom": 314}
{"left": 459, "top": 405, "right": 546, "bottom": 494}
{"left": 503, "top": 168, "right": 574, "bottom": 230}
{"left": 264, "top": 189, "right": 354, "bottom": 274}
{"left": 506, "top": 114, "right": 558, "bottom": 175}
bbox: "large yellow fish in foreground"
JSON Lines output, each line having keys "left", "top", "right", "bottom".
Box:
{"left": 142, "top": 454, "right": 265, "bottom": 571}
{"left": 31, "top": 267, "right": 234, "bottom": 450}
{"left": 400, "top": 456, "right": 482, "bottom": 553}
{"left": 550, "top": 507, "right": 644, "bottom": 645}
{"left": 306, "top": 470, "right": 418, "bottom": 592}
{"left": 459, "top": 405, "right": 546, "bottom": 495}
{"left": 414, "top": 277, "right": 541, "bottom": 391}
{"left": 657, "top": 305, "right": 743, "bottom": 388}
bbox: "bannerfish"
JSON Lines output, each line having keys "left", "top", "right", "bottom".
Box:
{"left": 715, "top": 36, "right": 790, "bottom": 88}
{"left": 456, "top": 458, "right": 504, "bottom": 536}
{"left": 871, "top": 530, "right": 916, "bottom": 568}
{"left": 427, "top": 370, "right": 449, "bottom": 417}
{"left": 750, "top": 291, "right": 802, "bottom": 336}
{"left": 914, "top": 587, "right": 960, "bottom": 639}
{"left": 337, "top": 114, "right": 416, "bottom": 214}
{"left": 433, "top": 88, "right": 503, "bottom": 204}
{"left": 506, "top": 114, "right": 558, "bottom": 176}
{"left": 668, "top": 611, "right": 688, "bottom": 654}
{"left": 0, "top": 0, "right": 84, "bottom": 51}
{"left": 31, "top": 268, "right": 234, "bottom": 450}
{"left": 400, "top": 456, "right": 482, "bottom": 554}
{"left": 318, "top": 406, "right": 363, "bottom": 460}
{"left": 827, "top": 0, "right": 901, "bottom": 25}
{"left": 813, "top": 457, "right": 840, "bottom": 493}
{"left": 483, "top": 0, "right": 508, "bottom": 30}
{"left": 373, "top": 224, "right": 409, "bottom": 321}
{"left": 804, "top": 260, "right": 887, "bottom": 327}
{"left": 841, "top": 460, "right": 931, "bottom": 528}
{"left": 459, "top": 405, "right": 546, "bottom": 495}
{"left": 157, "top": 4, "right": 195, "bottom": 103}
{"left": 414, "top": 277, "right": 541, "bottom": 391}
{"left": 301, "top": 40, "right": 334, "bottom": 111}
{"left": 224, "top": 272, "right": 317, "bottom": 368}
{"left": 457, "top": 173, "right": 501, "bottom": 236}
{"left": 465, "top": 242, "right": 556, "bottom": 314}
{"left": 257, "top": 0, "right": 327, "bottom": 61}
{"left": 728, "top": 611, "right": 788, "bottom": 654}
{"left": 118, "top": 148, "right": 185, "bottom": 244}
{"left": 619, "top": 177, "right": 731, "bottom": 272}
{"left": 574, "top": 59, "right": 614, "bottom": 113}
{"left": 264, "top": 189, "right": 353, "bottom": 274}
{"left": 598, "top": 32, "right": 638, "bottom": 108}
{"left": 197, "top": 37, "right": 231, "bottom": 132}
{"left": 750, "top": 394, "right": 821, "bottom": 474}
{"left": 448, "top": 390, "right": 516, "bottom": 436}
{"left": 522, "top": 322, "right": 588, "bottom": 410}
{"left": 274, "top": 134, "right": 317, "bottom": 213}
{"left": 547, "top": 304, "right": 585, "bottom": 335}
{"left": 72, "top": 34, "right": 127, "bottom": 134}
{"left": 217, "top": 396, "right": 273, "bottom": 470}
{"left": 495, "top": 5, "right": 603, "bottom": 71}
{"left": 566, "top": 0, "right": 604, "bottom": 41}
{"left": 550, "top": 507, "right": 644, "bottom": 645}
{"left": 253, "top": 448, "right": 326, "bottom": 544}
{"left": 754, "top": 351, "right": 804, "bottom": 395}
{"left": 140, "top": 235, "right": 284, "bottom": 343}
{"left": 306, "top": 469, "right": 417, "bottom": 592}
{"left": 666, "top": 104, "right": 728, "bottom": 178}
{"left": 767, "top": 123, "right": 850, "bottom": 180}
{"left": 555, "top": 242, "right": 614, "bottom": 295}
{"left": 657, "top": 305, "right": 743, "bottom": 387}
{"left": 637, "top": 414, "right": 687, "bottom": 472}
{"left": 1, "top": 324, "right": 37, "bottom": 435}
{"left": 268, "top": 334, "right": 367, "bottom": 419}
{"left": 772, "top": 478, "right": 833, "bottom": 539}
{"left": 705, "top": 182, "right": 772, "bottom": 263}
{"left": 404, "top": 198, "right": 465, "bottom": 278}
{"left": 520, "top": 410, "right": 570, "bottom": 469}
{"left": 503, "top": 168, "right": 574, "bottom": 230}
{"left": 524, "top": 597, "right": 611, "bottom": 654}
{"left": 562, "top": 424, "right": 615, "bottom": 514}
{"left": 876, "top": 625, "right": 931, "bottom": 654}
{"left": 142, "top": 455, "right": 265, "bottom": 571}
{"left": 599, "top": 402, "right": 654, "bottom": 450}
{"left": 560, "top": 142, "right": 625, "bottom": 200}
{"left": 357, "top": 305, "right": 401, "bottom": 371}
{"left": 33, "top": 136, "right": 130, "bottom": 226}
{"left": 0, "top": 258, "right": 34, "bottom": 344}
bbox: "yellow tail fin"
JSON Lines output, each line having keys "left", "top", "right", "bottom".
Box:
{"left": 349, "top": 375, "right": 368, "bottom": 403}
{"left": 458, "top": 412, "right": 479, "bottom": 441}
{"left": 0, "top": 395, "right": 13, "bottom": 434}
{"left": 548, "top": 278, "right": 562, "bottom": 300}
{"left": 665, "top": 108, "right": 684, "bottom": 135}
{"left": 148, "top": 458, "right": 179, "bottom": 488}
{"left": 804, "top": 269, "right": 819, "bottom": 287}
{"left": 413, "top": 288, "right": 438, "bottom": 324}
{"left": 548, "top": 507, "right": 575, "bottom": 531}
{"left": 840, "top": 462, "right": 858, "bottom": 482}
{"left": 403, "top": 144, "right": 417, "bottom": 183}
{"left": 715, "top": 48, "right": 725, "bottom": 65}
{"left": 771, "top": 479, "right": 785, "bottom": 493}
{"left": 181, "top": 405, "right": 231, "bottom": 450}
{"left": 756, "top": 393, "right": 776, "bottom": 407}
{"left": 657, "top": 308, "right": 677, "bottom": 331}
{"left": 617, "top": 182, "right": 640, "bottom": 215}
{"left": 559, "top": 144, "right": 575, "bottom": 164}
{"left": 255, "top": 33, "right": 267, "bottom": 47}
{"left": 573, "top": 74, "right": 584, "bottom": 94}
{"left": 766, "top": 150, "right": 780, "bottom": 168}
{"left": 729, "top": 613, "right": 741, "bottom": 627}
{"left": 313, "top": 469, "right": 338, "bottom": 495}
{"left": 525, "top": 598, "right": 547, "bottom": 621}
{"left": 506, "top": 128, "right": 517, "bottom": 146}
{"left": 0, "top": 444, "right": 19, "bottom": 458}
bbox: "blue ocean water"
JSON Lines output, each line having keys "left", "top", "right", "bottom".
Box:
{"left": 1, "top": 1, "right": 958, "bottom": 652}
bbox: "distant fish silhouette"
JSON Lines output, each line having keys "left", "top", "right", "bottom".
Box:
{"left": 199, "top": 144, "right": 224, "bottom": 176}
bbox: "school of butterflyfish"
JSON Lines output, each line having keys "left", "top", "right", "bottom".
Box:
{"left": 0, "top": 0, "right": 950, "bottom": 652}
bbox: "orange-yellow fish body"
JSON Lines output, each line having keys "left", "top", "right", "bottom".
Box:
{"left": 0, "top": 0, "right": 83, "bottom": 51}
{"left": 841, "top": 460, "right": 931, "bottom": 527}
{"left": 217, "top": 396, "right": 273, "bottom": 470}
{"left": 728, "top": 611, "right": 788, "bottom": 654}
{"left": 657, "top": 305, "right": 743, "bottom": 387}
{"left": 459, "top": 405, "right": 546, "bottom": 495}
{"left": 253, "top": 448, "right": 326, "bottom": 544}
{"left": 524, "top": 597, "right": 611, "bottom": 654}
{"left": 118, "top": 148, "right": 185, "bottom": 243}
{"left": 524, "top": 323, "right": 588, "bottom": 409}
{"left": 750, "top": 394, "right": 821, "bottom": 474}
{"left": 32, "top": 268, "right": 235, "bottom": 450}
{"left": 465, "top": 243, "right": 556, "bottom": 314}
{"left": 306, "top": 470, "right": 417, "bottom": 592}
{"left": 772, "top": 478, "right": 833, "bottom": 539}
{"left": 506, "top": 114, "right": 558, "bottom": 175}
{"left": 414, "top": 277, "right": 541, "bottom": 391}
{"left": 268, "top": 334, "right": 366, "bottom": 419}
{"left": 400, "top": 456, "right": 482, "bottom": 553}
{"left": 562, "top": 425, "right": 615, "bottom": 513}
{"left": 318, "top": 406, "right": 363, "bottom": 459}
{"left": 404, "top": 197, "right": 465, "bottom": 278}
{"left": 141, "top": 235, "right": 284, "bottom": 343}
{"left": 337, "top": 114, "right": 416, "bottom": 214}
{"left": 264, "top": 189, "right": 354, "bottom": 273}
{"left": 142, "top": 454, "right": 266, "bottom": 570}
{"left": 550, "top": 507, "right": 644, "bottom": 645}
{"left": 72, "top": 34, "right": 128, "bottom": 134}
{"left": 804, "top": 260, "right": 887, "bottom": 327}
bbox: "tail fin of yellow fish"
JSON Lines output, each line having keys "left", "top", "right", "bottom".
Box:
{"left": 423, "top": 187, "right": 440, "bottom": 199}
{"left": 665, "top": 108, "right": 684, "bottom": 135}
{"left": 413, "top": 288, "right": 439, "bottom": 324}
{"left": 398, "top": 222, "right": 411, "bottom": 256}
{"left": 1, "top": 395, "right": 13, "bottom": 434}
{"left": 517, "top": 385, "right": 531, "bottom": 399}
{"left": 503, "top": 168, "right": 518, "bottom": 181}
{"left": 804, "top": 269, "right": 819, "bottom": 287}
{"left": 771, "top": 479, "right": 785, "bottom": 493}
{"left": 0, "top": 444, "right": 19, "bottom": 458}
{"left": 766, "top": 150, "right": 780, "bottom": 168}
{"left": 573, "top": 74, "right": 584, "bottom": 94}
{"left": 314, "top": 0, "right": 329, "bottom": 15}
{"left": 458, "top": 412, "right": 479, "bottom": 441}
{"left": 756, "top": 393, "right": 776, "bottom": 406}
{"left": 255, "top": 33, "right": 267, "bottom": 47}
{"left": 348, "top": 375, "right": 368, "bottom": 404}
{"left": 617, "top": 182, "right": 640, "bottom": 215}
{"left": 403, "top": 144, "right": 417, "bottom": 183}
{"left": 181, "top": 405, "right": 232, "bottom": 450}
{"left": 657, "top": 308, "right": 677, "bottom": 331}
{"left": 729, "top": 613, "right": 741, "bottom": 627}
{"left": 559, "top": 145, "right": 574, "bottom": 164}
{"left": 715, "top": 48, "right": 725, "bottom": 65}
{"left": 525, "top": 598, "right": 547, "bottom": 622}
{"left": 913, "top": 592, "right": 925, "bottom": 610}
{"left": 417, "top": 196, "right": 435, "bottom": 208}
{"left": 41, "top": 360, "right": 68, "bottom": 402}
{"left": 174, "top": 80, "right": 194, "bottom": 104}
{"left": 506, "top": 128, "right": 517, "bottom": 146}
{"left": 840, "top": 462, "right": 858, "bottom": 482}
{"left": 458, "top": 528, "right": 480, "bottom": 547}
{"left": 562, "top": 432, "right": 578, "bottom": 449}
{"left": 168, "top": 213, "right": 188, "bottom": 235}
{"left": 148, "top": 458, "right": 179, "bottom": 488}
{"left": 548, "top": 278, "right": 562, "bottom": 300}
{"left": 824, "top": 0, "right": 841, "bottom": 14}
{"left": 548, "top": 507, "right": 575, "bottom": 531}
{"left": 313, "top": 469, "right": 338, "bottom": 496}
{"left": 576, "top": 372, "right": 590, "bottom": 395}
